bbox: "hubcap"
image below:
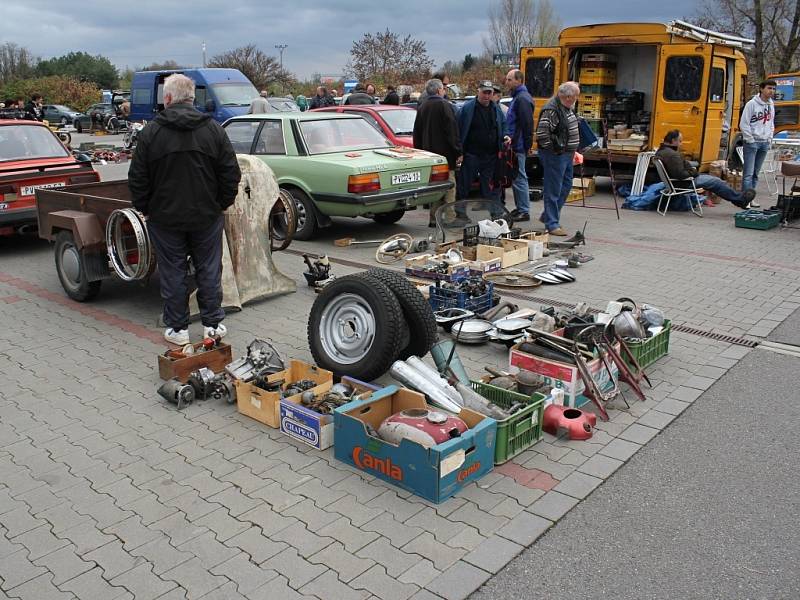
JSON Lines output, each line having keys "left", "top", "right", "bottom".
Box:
{"left": 319, "top": 293, "right": 375, "bottom": 364}
{"left": 294, "top": 198, "right": 307, "bottom": 231}
{"left": 61, "top": 244, "right": 82, "bottom": 287}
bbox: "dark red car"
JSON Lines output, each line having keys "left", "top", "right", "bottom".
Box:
{"left": 0, "top": 120, "right": 99, "bottom": 236}
{"left": 311, "top": 105, "right": 417, "bottom": 147}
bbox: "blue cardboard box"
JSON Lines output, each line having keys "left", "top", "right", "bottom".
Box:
{"left": 280, "top": 377, "right": 380, "bottom": 450}
{"left": 334, "top": 385, "right": 496, "bottom": 504}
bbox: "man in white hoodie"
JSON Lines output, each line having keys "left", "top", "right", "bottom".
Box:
{"left": 739, "top": 79, "right": 776, "bottom": 203}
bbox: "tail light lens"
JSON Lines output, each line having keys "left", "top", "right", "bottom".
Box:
{"left": 0, "top": 184, "right": 15, "bottom": 201}
{"left": 348, "top": 173, "right": 381, "bottom": 194}
{"left": 69, "top": 174, "right": 100, "bottom": 185}
{"left": 429, "top": 164, "right": 450, "bottom": 183}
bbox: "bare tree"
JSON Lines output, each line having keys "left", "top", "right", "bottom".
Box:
{"left": 483, "top": 0, "right": 561, "bottom": 57}
{"left": 346, "top": 30, "right": 434, "bottom": 84}
{"left": 694, "top": 0, "right": 800, "bottom": 79}
{"left": 0, "top": 43, "right": 37, "bottom": 85}
{"left": 208, "top": 44, "right": 292, "bottom": 90}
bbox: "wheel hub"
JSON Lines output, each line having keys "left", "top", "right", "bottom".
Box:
{"left": 319, "top": 293, "right": 375, "bottom": 364}
{"left": 61, "top": 244, "right": 81, "bottom": 285}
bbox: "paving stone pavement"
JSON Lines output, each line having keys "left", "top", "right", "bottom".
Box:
{"left": 1, "top": 176, "right": 798, "bottom": 599}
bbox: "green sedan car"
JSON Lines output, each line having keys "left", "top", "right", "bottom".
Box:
{"left": 223, "top": 112, "right": 452, "bottom": 239}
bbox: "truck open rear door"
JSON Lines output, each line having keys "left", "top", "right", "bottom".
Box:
{"left": 701, "top": 56, "right": 728, "bottom": 165}
{"left": 520, "top": 47, "right": 562, "bottom": 147}
{"left": 653, "top": 43, "right": 713, "bottom": 161}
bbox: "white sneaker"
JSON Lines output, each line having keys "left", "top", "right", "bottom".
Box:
{"left": 164, "top": 328, "right": 190, "bottom": 345}
{"left": 747, "top": 201, "right": 761, "bottom": 209}
{"left": 203, "top": 323, "right": 227, "bottom": 339}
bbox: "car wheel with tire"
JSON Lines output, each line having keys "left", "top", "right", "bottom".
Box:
{"left": 372, "top": 209, "right": 405, "bottom": 225}
{"left": 308, "top": 275, "right": 404, "bottom": 381}
{"left": 54, "top": 231, "right": 102, "bottom": 302}
{"left": 283, "top": 187, "right": 317, "bottom": 240}
{"left": 60, "top": 116, "right": 68, "bottom": 125}
{"left": 359, "top": 269, "right": 437, "bottom": 359}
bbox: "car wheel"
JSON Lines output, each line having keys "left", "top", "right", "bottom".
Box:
{"left": 60, "top": 117, "right": 68, "bottom": 125}
{"left": 75, "top": 121, "right": 83, "bottom": 133}
{"left": 54, "top": 231, "right": 102, "bottom": 302}
{"left": 372, "top": 209, "right": 406, "bottom": 225}
{"left": 283, "top": 187, "right": 317, "bottom": 240}
{"left": 359, "top": 269, "right": 437, "bottom": 359}
{"left": 308, "top": 275, "right": 404, "bottom": 381}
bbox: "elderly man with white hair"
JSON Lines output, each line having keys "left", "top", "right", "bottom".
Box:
{"left": 535, "top": 81, "right": 581, "bottom": 236}
{"left": 129, "top": 73, "right": 241, "bottom": 345}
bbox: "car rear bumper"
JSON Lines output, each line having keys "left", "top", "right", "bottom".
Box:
{"left": 312, "top": 181, "right": 453, "bottom": 207}
{"left": 0, "top": 206, "right": 37, "bottom": 228}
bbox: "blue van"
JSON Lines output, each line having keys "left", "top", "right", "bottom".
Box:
{"left": 129, "top": 68, "right": 258, "bottom": 124}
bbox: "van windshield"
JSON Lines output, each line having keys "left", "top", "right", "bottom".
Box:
{"left": 211, "top": 83, "right": 260, "bottom": 106}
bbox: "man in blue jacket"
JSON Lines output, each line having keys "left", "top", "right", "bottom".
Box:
{"left": 456, "top": 81, "right": 508, "bottom": 219}
{"left": 504, "top": 69, "right": 534, "bottom": 221}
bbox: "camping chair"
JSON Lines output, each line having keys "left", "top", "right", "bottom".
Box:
{"left": 652, "top": 157, "right": 703, "bottom": 217}
{"left": 631, "top": 151, "right": 656, "bottom": 196}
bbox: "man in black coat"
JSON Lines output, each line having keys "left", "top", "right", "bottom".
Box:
{"left": 129, "top": 73, "right": 241, "bottom": 345}
{"left": 413, "top": 78, "right": 461, "bottom": 227}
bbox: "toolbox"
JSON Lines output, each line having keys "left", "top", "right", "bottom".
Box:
{"left": 334, "top": 386, "right": 496, "bottom": 503}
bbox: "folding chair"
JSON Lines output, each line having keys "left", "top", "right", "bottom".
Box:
{"left": 652, "top": 157, "right": 703, "bottom": 217}
{"left": 631, "top": 151, "right": 655, "bottom": 196}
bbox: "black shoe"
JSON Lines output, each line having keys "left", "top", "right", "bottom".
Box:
{"left": 742, "top": 189, "right": 756, "bottom": 203}
{"left": 513, "top": 212, "right": 530, "bottom": 222}
{"left": 428, "top": 220, "right": 437, "bottom": 228}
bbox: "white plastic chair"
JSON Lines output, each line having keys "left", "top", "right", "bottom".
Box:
{"left": 652, "top": 157, "right": 703, "bottom": 217}
{"left": 736, "top": 144, "right": 778, "bottom": 195}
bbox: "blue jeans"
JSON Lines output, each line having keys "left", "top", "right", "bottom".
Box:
{"left": 511, "top": 152, "right": 530, "bottom": 214}
{"left": 694, "top": 174, "right": 744, "bottom": 205}
{"left": 457, "top": 153, "right": 503, "bottom": 218}
{"left": 742, "top": 141, "right": 770, "bottom": 191}
{"left": 539, "top": 149, "right": 573, "bottom": 231}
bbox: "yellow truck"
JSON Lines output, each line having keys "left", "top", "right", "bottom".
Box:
{"left": 520, "top": 20, "right": 752, "bottom": 175}
{"left": 770, "top": 72, "right": 800, "bottom": 134}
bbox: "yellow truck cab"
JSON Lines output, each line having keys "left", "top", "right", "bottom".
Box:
{"left": 770, "top": 72, "right": 800, "bottom": 134}
{"left": 521, "top": 20, "right": 751, "bottom": 175}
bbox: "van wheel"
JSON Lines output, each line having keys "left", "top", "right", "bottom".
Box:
{"left": 283, "top": 187, "right": 317, "bottom": 240}
{"left": 55, "top": 231, "right": 101, "bottom": 302}
{"left": 372, "top": 209, "right": 405, "bottom": 225}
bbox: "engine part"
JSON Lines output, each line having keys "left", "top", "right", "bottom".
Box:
{"left": 485, "top": 367, "right": 516, "bottom": 391}
{"left": 283, "top": 379, "right": 317, "bottom": 397}
{"left": 157, "top": 378, "right": 196, "bottom": 410}
{"left": 302, "top": 254, "right": 332, "bottom": 287}
{"left": 516, "top": 370, "right": 546, "bottom": 396}
{"left": 106, "top": 208, "right": 154, "bottom": 282}
{"left": 187, "top": 367, "right": 235, "bottom": 404}
{"left": 375, "top": 233, "right": 414, "bottom": 264}
{"left": 454, "top": 381, "right": 511, "bottom": 420}
{"left": 480, "top": 300, "right": 518, "bottom": 321}
{"left": 409, "top": 238, "right": 432, "bottom": 253}
{"left": 389, "top": 360, "right": 463, "bottom": 413}
{"left": 434, "top": 308, "right": 475, "bottom": 333}
{"left": 308, "top": 274, "right": 405, "bottom": 381}
{"left": 225, "top": 339, "right": 284, "bottom": 382}
{"left": 611, "top": 309, "right": 646, "bottom": 340}
{"left": 378, "top": 408, "right": 468, "bottom": 448}
{"left": 542, "top": 404, "right": 596, "bottom": 440}
{"left": 360, "top": 269, "right": 437, "bottom": 360}
{"left": 484, "top": 271, "right": 542, "bottom": 288}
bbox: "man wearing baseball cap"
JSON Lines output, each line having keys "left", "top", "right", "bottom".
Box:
{"left": 455, "top": 81, "right": 509, "bottom": 219}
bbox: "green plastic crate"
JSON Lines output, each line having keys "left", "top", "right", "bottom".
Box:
{"left": 624, "top": 319, "right": 671, "bottom": 370}
{"left": 471, "top": 381, "right": 544, "bottom": 464}
{"left": 734, "top": 209, "right": 780, "bottom": 230}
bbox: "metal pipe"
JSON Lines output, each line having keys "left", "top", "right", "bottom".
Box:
{"left": 405, "top": 356, "right": 463, "bottom": 404}
{"left": 389, "top": 361, "right": 462, "bottom": 413}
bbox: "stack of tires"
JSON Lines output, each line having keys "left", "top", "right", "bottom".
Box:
{"left": 308, "top": 269, "right": 437, "bottom": 381}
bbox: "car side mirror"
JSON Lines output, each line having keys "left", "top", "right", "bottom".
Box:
{"left": 205, "top": 99, "right": 216, "bottom": 113}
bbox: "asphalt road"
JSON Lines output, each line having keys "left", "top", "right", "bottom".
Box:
{"left": 473, "top": 326, "right": 800, "bottom": 600}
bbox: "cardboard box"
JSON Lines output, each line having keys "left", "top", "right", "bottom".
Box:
{"left": 405, "top": 253, "right": 470, "bottom": 282}
{"left": 158, "top": 342, "right": 233, "bottom": 383}
{"left": 572, "top": 177, "right": 596, "bottom": 196}
{"left": 566, "top": 188, "right": 584, "bottom": 203}
{"left": 236, "top": 360, "right": 333, "bottom": 428}
{"left": 334, "top": 386, "right": 496, "bottom": 503}
{"left": 467, "top": 257, "right": 502, "bottom": 275}
{"left": 518, "top": 231, "right": 548, "bottom": 260}
{"left": 509, "top": 340, "right": 619, "bottom": 409}
{"left": 280, "top": 377, "right": 380, "bottom": 450}
{"left": 476, "top": 239, "right": 529, "bottom": 268}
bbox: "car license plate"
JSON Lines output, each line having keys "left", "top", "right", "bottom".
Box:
{"left": 21, "top": 182, "right": 66, "bottom": 196}
{"left": 0, "top": 203, "right": 7, "bottom": 210}
{"left": 391, "top": 171, "right": 421, "bottom": 185}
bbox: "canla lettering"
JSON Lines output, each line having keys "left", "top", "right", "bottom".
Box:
{"left": 457, "top": 461, "right": 481, "bottom": 482}
{"left": 352, "top": 447, "right": 403, "bottom": 480}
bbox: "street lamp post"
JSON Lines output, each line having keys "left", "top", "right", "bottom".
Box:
{"left": 274, "top": 44, "right": 288, "bottom": 93}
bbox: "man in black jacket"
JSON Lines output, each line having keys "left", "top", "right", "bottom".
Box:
{"left": 129, "top": 73, "right": 241, "bottom": 345}
{"left": 504, "top": 69, "right": 534, "bottom": 221}
{"left": 655, "top": 130, "right": 754, "bottom": 210}
{"left": 413, "top": 78, "right": 461, "bottom": 227}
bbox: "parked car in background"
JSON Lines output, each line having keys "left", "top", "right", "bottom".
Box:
{"left": 311, "top": 105, "right": 417, "bottom": 147}
{"left": 222, "top": 112, "right": 452, "bottom": 239}
{"left": 266, "top": 97, "right": 300, "bottom": 112}
{"left": 42, "top": 105, "right": 85, "bottom": 126}
{"left": 0, "top": 119, "right": 99, "bottom": 236}
{"left": 72, "top": 103, "right": 116, "bottom": 132}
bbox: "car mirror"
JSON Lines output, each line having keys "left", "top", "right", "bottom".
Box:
{"left": 205, "top": 99, "right": 216, "bottom": 113}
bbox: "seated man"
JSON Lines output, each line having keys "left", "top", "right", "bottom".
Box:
{"left": 655, "top": 129, "right": 756, "bottom": 210}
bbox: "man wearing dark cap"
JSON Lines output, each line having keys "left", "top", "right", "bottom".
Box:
{"left": 456, "top": 81, "right": 508, "bottom": 219}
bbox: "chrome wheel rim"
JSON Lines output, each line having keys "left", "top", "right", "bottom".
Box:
{"left": 319, "top": 293, "right": 375, "bottom": 364}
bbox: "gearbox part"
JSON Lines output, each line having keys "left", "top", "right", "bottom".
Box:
{"left": 157, "top": 378, "right": 196, "bottom": 410}
{"left": 225, "top": 339, "right": 284, "bottom": 382}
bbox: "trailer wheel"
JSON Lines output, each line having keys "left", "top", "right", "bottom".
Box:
{"left": 55, "top": 231, "right": 102, "bottom": 302}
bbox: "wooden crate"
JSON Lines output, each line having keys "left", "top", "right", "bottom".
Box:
{"left": 158, "top": 342, "right": 233, "bottom": 383}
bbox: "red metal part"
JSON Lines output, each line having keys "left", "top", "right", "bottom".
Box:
{"left": 379, "top": 408, "right": 468, "bottom": 447}
{"left": 542, "top": 404, "right": 597, "bottom": 441}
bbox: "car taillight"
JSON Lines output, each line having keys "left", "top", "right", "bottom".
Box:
{"left": 69, "top": 174, "right": 100, "bottom": 184}
{"left": 429, "top": 164, "right": 450, "bottom": 183}
{"left": 0, "top": 184, "right": 15, "bottom": 201}
{"left": 348, "top": 173, "right": 381, "bottom": 194}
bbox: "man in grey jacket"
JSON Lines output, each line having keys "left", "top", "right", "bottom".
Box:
{"left": 739, "top": 79, "right": 776, "bottom": 201}
{"left": 535, "top": 82, "right": 580, "bottom": 236}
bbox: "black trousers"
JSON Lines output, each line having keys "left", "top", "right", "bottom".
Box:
{"left": 148, "top": 216, "right": 225, "bottom": 330}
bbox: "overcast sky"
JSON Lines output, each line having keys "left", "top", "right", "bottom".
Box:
{"left": 2, "top": 1, "right": 697, "bottom": 80}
